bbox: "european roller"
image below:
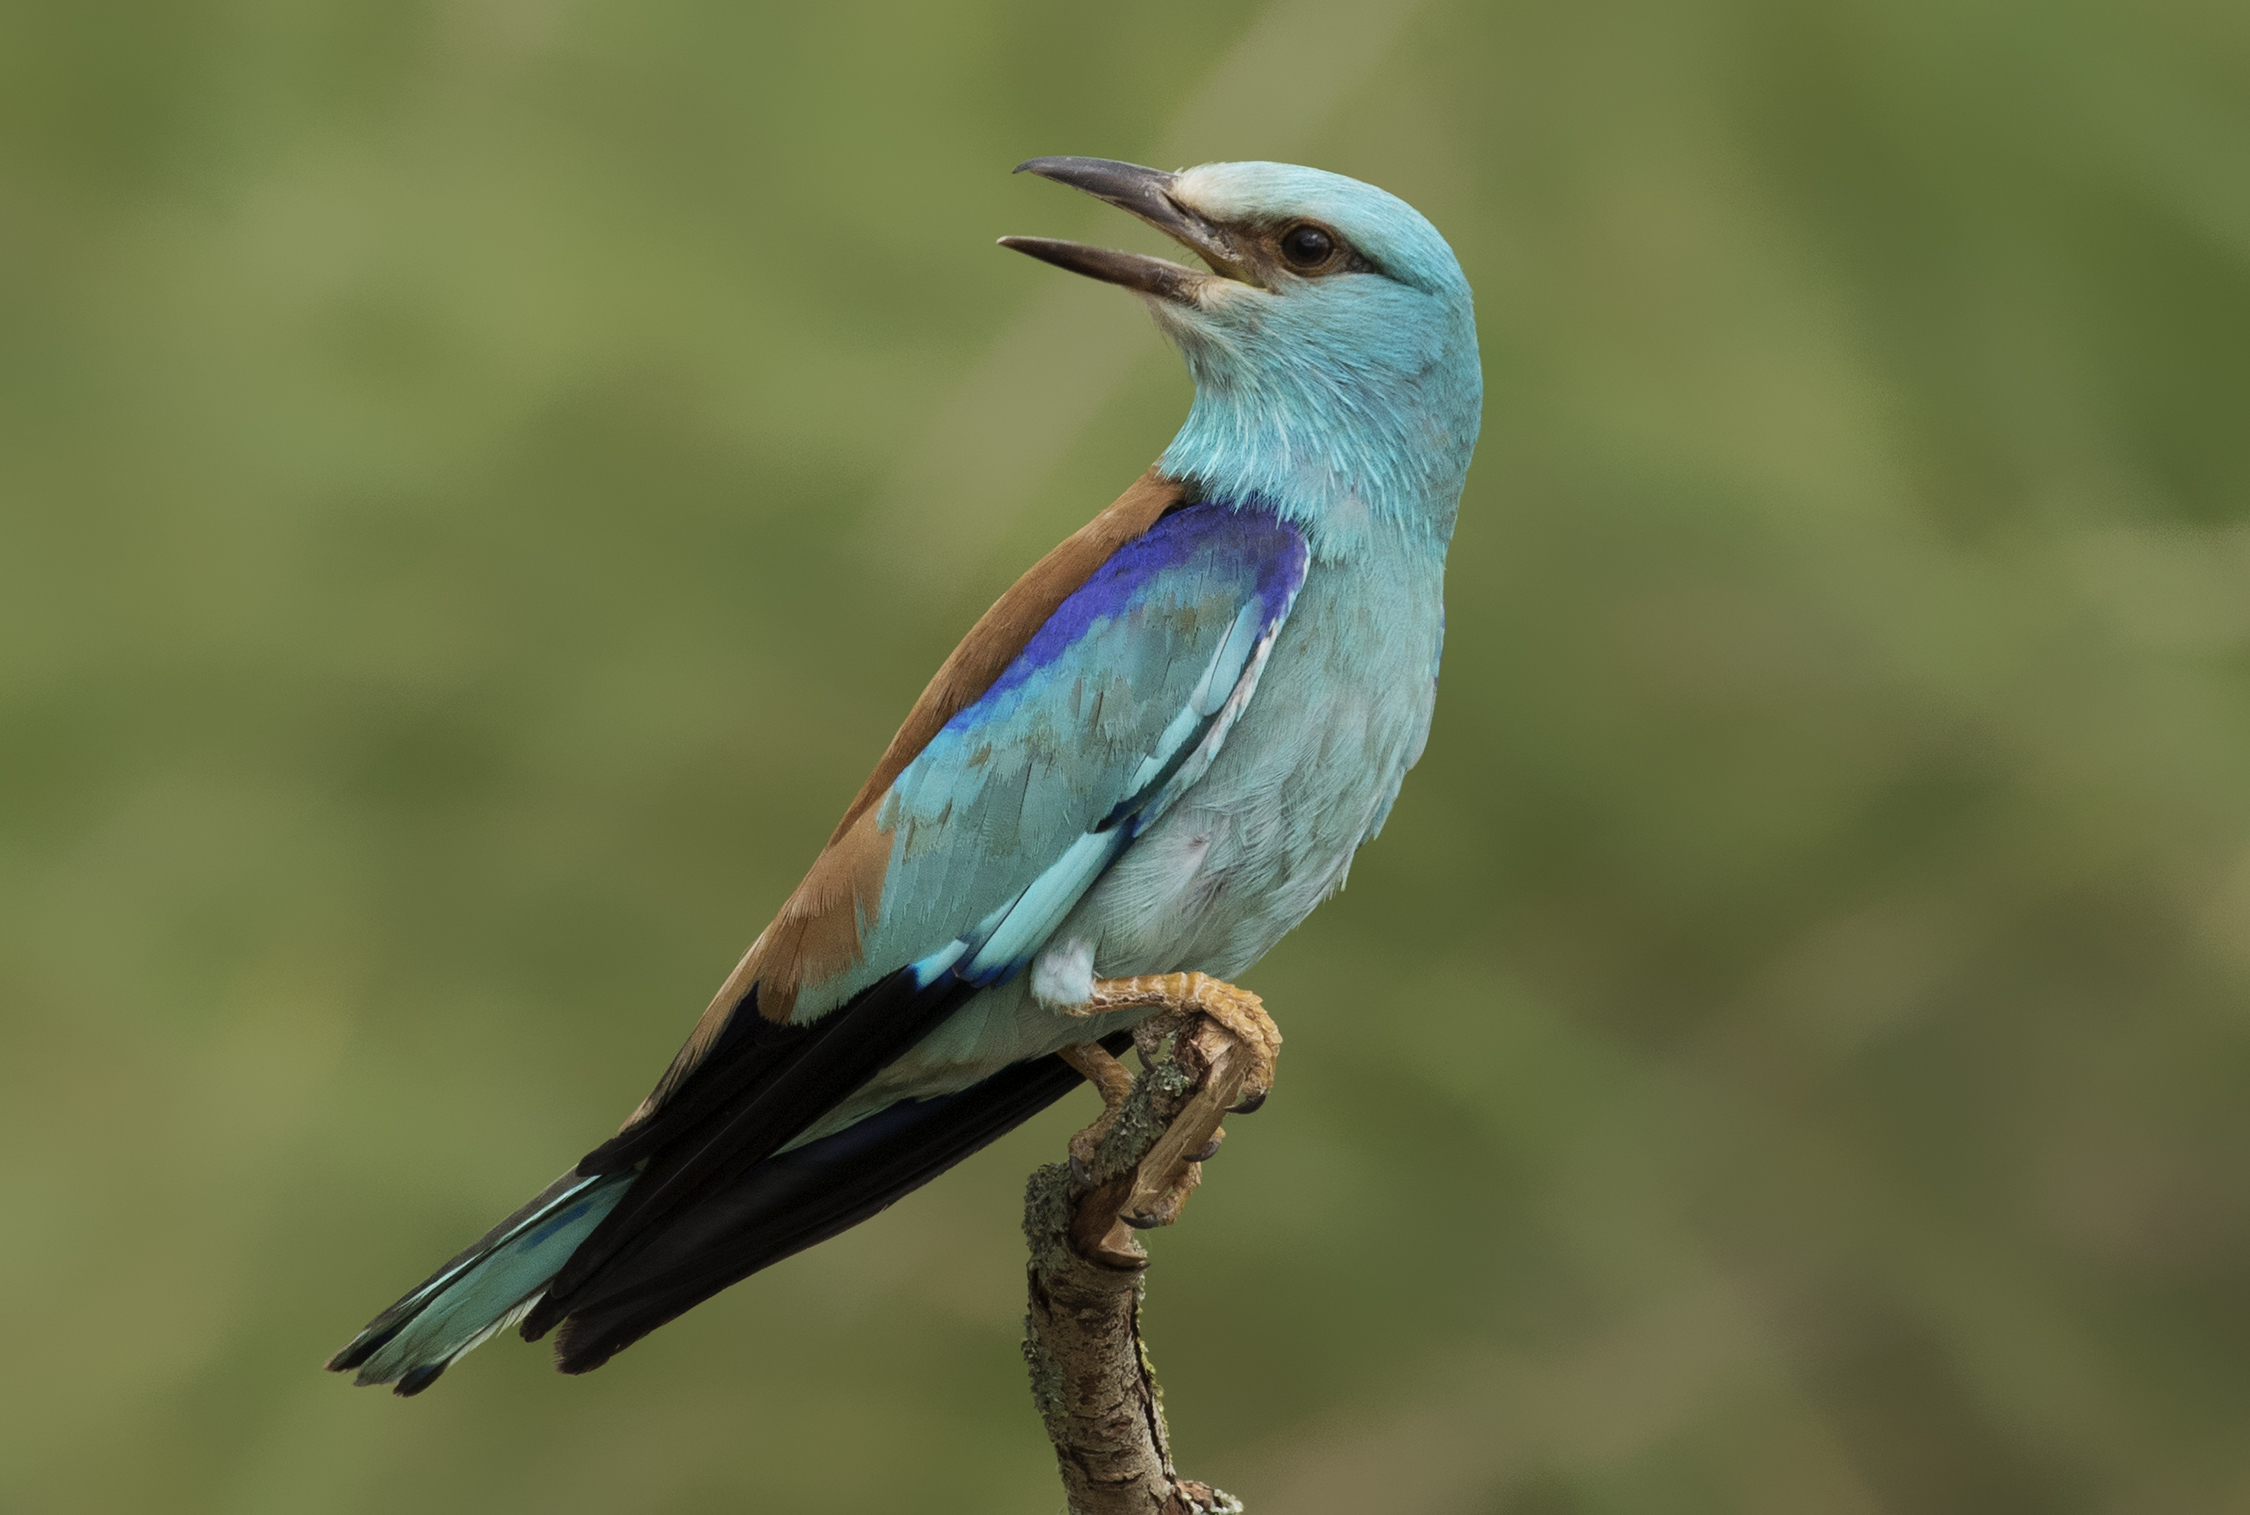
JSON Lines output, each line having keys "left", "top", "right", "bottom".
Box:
{"left": 329, "top": 157, "right": 1482, "bottom": 1393}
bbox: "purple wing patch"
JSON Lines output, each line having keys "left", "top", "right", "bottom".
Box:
{"left": 964, "top": 500, "right": 1305, "bottom": 716}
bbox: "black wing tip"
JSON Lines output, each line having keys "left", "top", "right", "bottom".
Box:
{"left": 533, "top": 1034, "right": 1137, "bottom": 1375}
{"left": 542, "top": 970, "right": 979, "bottom": 1314}
{"left": 393, "top": 1363, "right": 447, "bottom": 1397}
{"left": 553, "top": 1329, "right": 622, "bottom": 1376}
{"left": 519, "top": 1294, "right": 564, "bottom": 1342}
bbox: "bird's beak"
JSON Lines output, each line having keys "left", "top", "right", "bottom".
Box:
{"left": 1000, "top": 156, "right": 1255, "bottom": 300}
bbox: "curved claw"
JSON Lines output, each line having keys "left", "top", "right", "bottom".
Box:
{"left": 1229, "top": 1090, "right": 1267, "bottom": 1115}
{"left": 1188, "top": 1136, "right": 1222, "bottom": 1162}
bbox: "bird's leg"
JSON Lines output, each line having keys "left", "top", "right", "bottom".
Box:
{"left": 1074, "top": 972, "right": 1280, "bottom": 1114}
{"left": 1056, "top": 1040, "right": 1135, "bottom": 1180}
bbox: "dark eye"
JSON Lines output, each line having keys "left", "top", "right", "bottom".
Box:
{"left": 1279, "top": 223, "right": 1336, "bottom": 270}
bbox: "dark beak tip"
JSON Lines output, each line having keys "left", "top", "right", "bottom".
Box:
{"left": 1011, "top": 156, "right": 1173, "bottom": 193}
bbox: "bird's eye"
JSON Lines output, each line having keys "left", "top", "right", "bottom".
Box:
{"left": 1279, "top": 224, "right": 1336, "bottom": 270}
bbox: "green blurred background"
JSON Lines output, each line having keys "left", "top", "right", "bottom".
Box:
{"left": 6, "top": 0, "right": 2250, "bottom": 1509}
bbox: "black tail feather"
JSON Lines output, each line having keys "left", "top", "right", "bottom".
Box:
{"left": 532, "top": 969, "right": 982, "bottom": 1334}
{"left": 538, "top": 1033, "right": 1128, "bottom": 1374}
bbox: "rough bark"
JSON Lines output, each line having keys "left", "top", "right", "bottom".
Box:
{"left": 1022, "top": 1010, "right": 1250, "bottom": 1515}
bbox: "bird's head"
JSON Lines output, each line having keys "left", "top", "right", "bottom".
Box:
{"left": 1005, "top": 157, "right": 1481, "bottom": 549}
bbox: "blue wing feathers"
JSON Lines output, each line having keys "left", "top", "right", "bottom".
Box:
{"left": 854, "top": 501, "right": 1307, "bottom": 1000}
{"left": 553, "top": 500, "right": 1304, "bottom": 1295}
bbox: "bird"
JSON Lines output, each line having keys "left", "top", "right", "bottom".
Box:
{"left": 327, "top": 156, "right": 1482, "bottom": 1394}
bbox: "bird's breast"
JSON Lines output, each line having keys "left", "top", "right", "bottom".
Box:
{"left": 1073, "top": 535, "right": 1448, "bottom": 981}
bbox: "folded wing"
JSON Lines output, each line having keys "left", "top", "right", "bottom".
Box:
{"left": 526, "top": 481, "right": 1308, "bottom": 1341}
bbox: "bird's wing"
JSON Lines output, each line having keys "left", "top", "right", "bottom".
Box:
{"left": 530, "top": 474, "right": 1307, "bottom": 1317}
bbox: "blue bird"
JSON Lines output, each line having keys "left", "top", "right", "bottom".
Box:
{"left": 328, "top": 156, "right": 1482, "bottom": 1393}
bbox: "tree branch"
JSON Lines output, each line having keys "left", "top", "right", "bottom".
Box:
{"left": 1022, "top": 1010, "right": 1250, "bottom": 1515}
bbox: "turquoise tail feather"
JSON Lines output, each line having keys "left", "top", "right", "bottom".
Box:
{"left": 326, "top": 1168, "right": 635, "bottom": 1396}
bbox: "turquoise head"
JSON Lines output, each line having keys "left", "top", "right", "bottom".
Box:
{"left": 1005, "top": 158, "right": 1482, "bottom": 552}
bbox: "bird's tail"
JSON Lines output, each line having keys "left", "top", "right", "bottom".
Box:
{"left": 325, "top": 1167, "right": 635, "bottom": 1396}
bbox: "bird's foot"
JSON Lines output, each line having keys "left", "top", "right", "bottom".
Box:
{"left": 1091, "top": 974, "right": 1274, "bottom": 1238}
{"left": 1056, "top": 1040, "right": 1135, "bottom": 1182}
{"left": 1055, "top": 976, "right": 1275, "bottom": 1254}
{"left": 1106, "top": 1013, "right": 1251, "bottom": 1236}
{"left": 1082, "top": 972, "right": 1280, "bottom": 1115}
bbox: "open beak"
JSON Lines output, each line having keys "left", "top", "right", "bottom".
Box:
{"left": 1000, "top": 156, "right": 1253, "bottom": 300}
